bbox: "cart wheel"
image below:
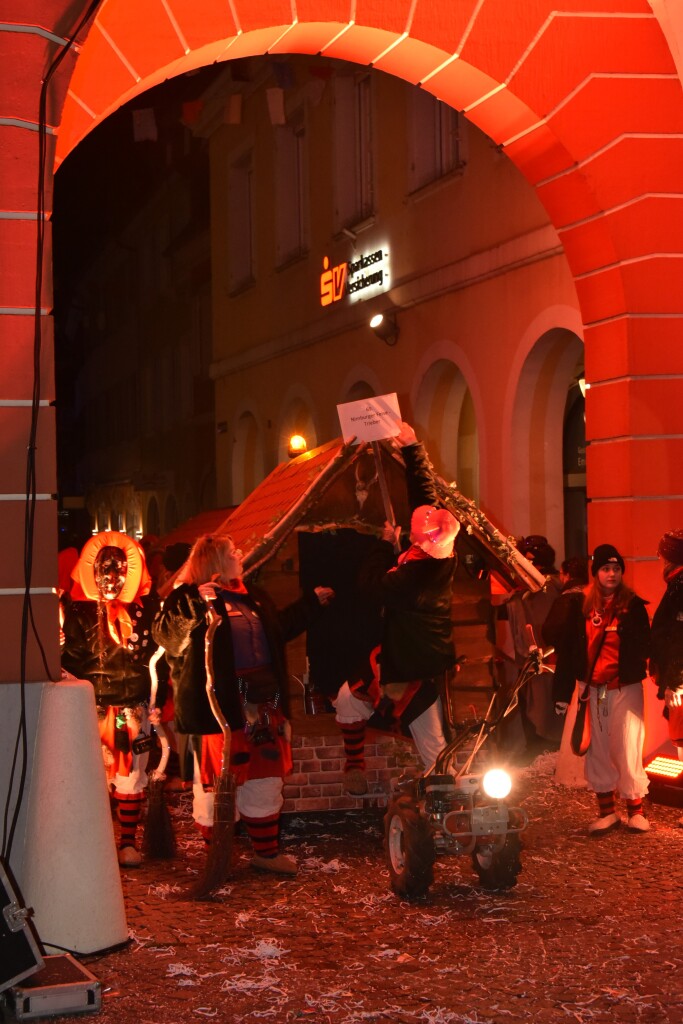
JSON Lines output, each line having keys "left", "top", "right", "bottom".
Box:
{"left": 471, "top": 833, "right": 522, "bottom": 890}
{"left": 384, "top": 796, "right": 435, "bottom": 898}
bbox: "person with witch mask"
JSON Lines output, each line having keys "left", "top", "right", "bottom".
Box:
{"left": 61, "top": 531, "right": 163, "bottom": 866}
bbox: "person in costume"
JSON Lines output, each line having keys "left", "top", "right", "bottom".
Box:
{"left": 650, "top": 529, "right": 683, "bottom": 825}
{"left": 543, "top": 556, "right": 589, "bottom": 788}
{"left": 61, "top": 531, "right": 163, "bottom": 867}
{"left": 548, "top": 543, "right": 651, "bottom": 834}
{"left": 152, "top": 533, "right": 330, "bottom": 876}
{"left": 333, "top": 422, "right": 458, "bottom": 795}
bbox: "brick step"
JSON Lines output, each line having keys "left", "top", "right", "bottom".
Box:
{"left": 283, "top": 732, "right": 421, "bottom": 813}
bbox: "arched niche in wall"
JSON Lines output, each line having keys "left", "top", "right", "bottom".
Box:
{"left": 199, "top": 468, "right": 217, "bottom": 512}
{"left": 342, "top": 380, "right": 376, "bottom": 403}
{"left": 413, "top": 359, "right": 479, "bottom": 504}
{"left": 232, "top": 410, "right": 265, "bottom": 503}
{"left": 508, "top": 328, "right": 584, "bottom": 558}
{"left": 146, "top": 496, "right": 160, "bottom": 538}
{"left": 277, "top": 398, "right": 317, "bottom": 464}
{"left": 96, "top": 505, "right": 110, "bottom": 533}
{"left": 164, "top": 494, "right": 179, "bottom": 534}
{"left": 126, "top": 500, "right": 142, "bottom": 538}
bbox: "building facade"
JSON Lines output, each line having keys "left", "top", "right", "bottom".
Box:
{"left": 197, "top": 57, "right": 586, "bottom": 558}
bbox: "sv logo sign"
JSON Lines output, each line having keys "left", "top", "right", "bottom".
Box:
{"left": 320, "top": 256, "right": 348, "bottom": 307}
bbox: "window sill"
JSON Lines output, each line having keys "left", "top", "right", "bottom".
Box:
{"left": 406, "top": 163, "right": 467, "bottom": 204}
{"left": 275, "top": 247, "right": 310, "bottom": 272}
{"left": 227, "top": 276, "right": 256, "bottom": 298}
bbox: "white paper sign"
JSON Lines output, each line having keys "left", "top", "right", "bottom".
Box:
{"left": 337, "top": 393, "right": 402, "bottom": 443}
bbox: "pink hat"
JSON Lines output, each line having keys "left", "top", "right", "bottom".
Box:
{"left": 410, "top": 505, "right": 459, "bottom": 559}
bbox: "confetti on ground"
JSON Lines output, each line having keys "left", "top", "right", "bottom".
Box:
{"left": 68, "top": 772, "right": 683, "bottom": 1024}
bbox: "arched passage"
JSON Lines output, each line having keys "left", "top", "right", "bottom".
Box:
{"left": 414, "top": 359, "right": 479, "bottom": 504}
{"left": 2, "top": 1, "right": 683, "bottom": 679}
{"left": 508, "top": 328, "right": 584, "bottom": 554}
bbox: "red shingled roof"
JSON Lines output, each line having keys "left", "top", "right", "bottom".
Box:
{"left": 220, "top": 438, "right": 402, "bottom": 573}
{"left": 157, "top": 438, "right": 543, "bottom": 593}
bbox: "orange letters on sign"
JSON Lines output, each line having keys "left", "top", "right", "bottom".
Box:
{"left": 320, "top": 256, "right": 347, "bottom": 306}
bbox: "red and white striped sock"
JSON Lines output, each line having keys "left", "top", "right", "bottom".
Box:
{"left": 116, "top": 792, "right": 144, "bottom": 849}
{"left": 626, "top": 798, "right": 643, "bottom": 818}
{"left": 242, "top": 812, "right": 280, "bottom": 858}
{"left": 596, "top": 791, "right": 616, "bottom": 818}
{"left": 340, "top": 721, "right": 366, "bottom": 772}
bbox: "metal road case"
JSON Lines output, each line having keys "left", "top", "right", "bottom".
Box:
{"left": 0, "top": 859, "right": 44, "bottom": 994}
{"left": 3, "top": 955, "right": 101, "bottom": 1020}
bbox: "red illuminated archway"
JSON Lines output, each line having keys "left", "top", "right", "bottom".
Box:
{"left": 2, "top": 0, "right": 683, "bottom": 681}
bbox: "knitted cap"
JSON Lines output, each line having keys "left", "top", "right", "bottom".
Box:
{"left": 410, "top": 505, "right": 459, "bottom": 559}
{"left": 657, "top": 529, "right": 683, "bottom": 567}
{"left": 591, "top": 543, "right": 625, "bottom": 577}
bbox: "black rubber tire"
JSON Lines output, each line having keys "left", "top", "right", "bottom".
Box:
{"left": 384, "top": 796, "right": 436, "bottom": 898}
{"left": 471, "top": 832, "right": 522, "bottom": 890}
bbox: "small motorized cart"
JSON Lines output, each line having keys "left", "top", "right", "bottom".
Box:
{"left": 384, "top": 638, "right": 553, "bottom": 898}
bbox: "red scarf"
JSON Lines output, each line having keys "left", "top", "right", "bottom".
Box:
{"left": 223, "top": 578, "right": 248, "bottom": 594}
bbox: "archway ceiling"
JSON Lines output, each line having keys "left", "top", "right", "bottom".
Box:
{"left": 55, "top": 0, "right": 683, "bottom": 306}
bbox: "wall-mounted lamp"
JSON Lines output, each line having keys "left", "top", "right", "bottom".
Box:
{"left": 288, "top": 434, "right": 308, "bottom": 458}
{"left": 369, "top": 312, "right": 399, "bottom": 346}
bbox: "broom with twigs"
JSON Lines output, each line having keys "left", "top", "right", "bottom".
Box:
{"left": 191, "top": 602, "right": 236, "bottom": 898}
{"left": 142, "top": 646, "right": 177, "bottom": 860}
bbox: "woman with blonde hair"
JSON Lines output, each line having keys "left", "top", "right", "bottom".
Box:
{"left": 549, "top": 544, "right": 651, "bottom": 833}
{"left": 153, "top": 533, "right": 330, "bottom": 875}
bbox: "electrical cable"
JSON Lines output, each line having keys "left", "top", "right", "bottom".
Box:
{"left": 1, "top": 0, "right": 105, "bottom": 867}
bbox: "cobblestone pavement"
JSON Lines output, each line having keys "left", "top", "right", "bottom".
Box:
{"left": 33, "top": 754, "right": 683, "bottom": 1024}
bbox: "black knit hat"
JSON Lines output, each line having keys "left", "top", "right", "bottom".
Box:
{"left": 521, "top": 535, "right": 556, "bottom": 572}
{"left": 658, "top": 529, "right": 683, "bottom": 567}
{"left": 591, "top": 543, "right": 625, "bottom": 577}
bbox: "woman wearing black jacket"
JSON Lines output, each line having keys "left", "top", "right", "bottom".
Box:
{"left": 152, "top": 533, "right": 327, "bottom": 875}
{"left": 544, "top": 543, "right": 650, "bottom": 834}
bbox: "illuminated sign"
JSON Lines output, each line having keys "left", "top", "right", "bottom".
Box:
{"left": 347, "top": 248, "right": 388, "bottom": 302}
{"left": 319, "top": 246, "right": 390, "bottom": 307}
{"left": 320, "top": 256, "right": 347, "bottom": 307}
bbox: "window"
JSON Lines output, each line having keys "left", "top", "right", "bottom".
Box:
{"left": 410, "top": 90, "right": 465, "bottom": 192}
{"left": 228, "top": 148, "right": 255, "bottom": 291}
{"left": 334, "top": 73, "right": 375, "bottom": 230}
{"left": 275, "top": 109, "right": 308, "bottom": 264}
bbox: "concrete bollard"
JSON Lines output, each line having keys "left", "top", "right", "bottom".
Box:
{"left": 22, "top": 680, "right": 128, "bottom": 954}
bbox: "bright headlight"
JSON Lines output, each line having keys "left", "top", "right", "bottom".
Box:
{"left": 482, "top": 768, "right": 512, "bottom": 800}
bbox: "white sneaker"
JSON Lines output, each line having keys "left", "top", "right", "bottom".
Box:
{"left": 627, "top": 813, "right": 650, "bottom": 832}
{"left": 588, "top": 812, "right": 620, "bottom": 834}
{"left": 118, "top": 845, "right": 142, "bottom": 867}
